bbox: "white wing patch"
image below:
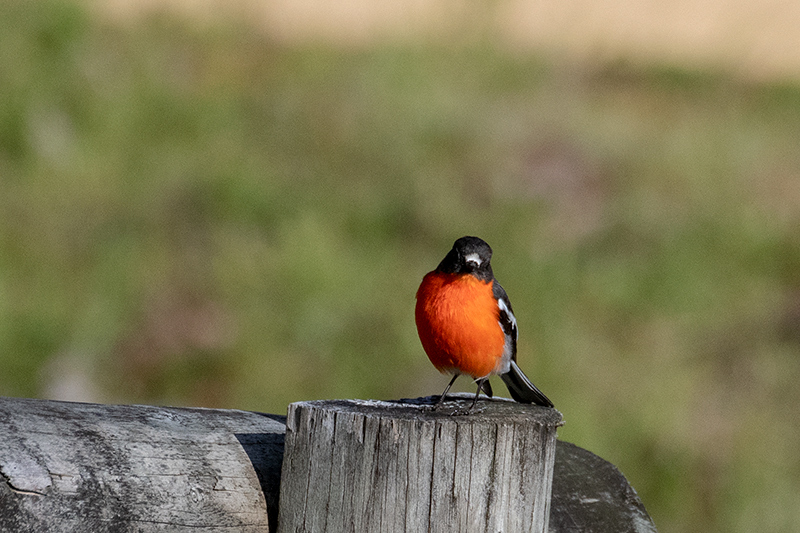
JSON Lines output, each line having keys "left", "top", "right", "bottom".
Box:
{"left": 496, "top": 297, "right": 517, "bottom": 374}
{"left": 497, "top": 298, "right": 517, "bottom": 335}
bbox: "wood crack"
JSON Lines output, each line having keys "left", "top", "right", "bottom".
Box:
{"left": 0, "top": 467, "right": 46, "bottom": 497}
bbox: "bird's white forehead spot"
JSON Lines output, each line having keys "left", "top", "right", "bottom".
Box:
{"left": 464, "top": 253, "right": 481, "bottom": 265}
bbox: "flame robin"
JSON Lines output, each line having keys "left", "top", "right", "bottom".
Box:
{"left": 415, "top": 236, "right": 553, "bottom": 411}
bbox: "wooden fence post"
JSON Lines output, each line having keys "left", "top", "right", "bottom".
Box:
{"left": 277, "top": 396, "right": 563, "bottom": 533}
{"left": 1, "top": 395, "right": 656, "bottom": 532}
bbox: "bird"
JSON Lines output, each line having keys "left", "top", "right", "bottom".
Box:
{"left": 415, "top": 236, "right": 553, "bottom": 412}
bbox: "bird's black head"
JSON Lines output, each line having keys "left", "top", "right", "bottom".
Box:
{"left": 435, "top": 236, "right": 494, "bottom": 280}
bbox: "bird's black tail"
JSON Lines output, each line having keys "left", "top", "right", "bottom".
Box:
{"left": 500, "top": 360, "right": 553, "bottom": 407}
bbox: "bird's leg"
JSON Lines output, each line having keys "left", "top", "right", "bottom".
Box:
{"left": 433, "top": 375, "right": 459, "bottom": 410}
{"left": 468, "top": 378, "right": 489, "bottom": 412}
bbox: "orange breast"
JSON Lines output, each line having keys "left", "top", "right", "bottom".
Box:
{"left": 415, "top": 272, "right": 505, "bottom": 379}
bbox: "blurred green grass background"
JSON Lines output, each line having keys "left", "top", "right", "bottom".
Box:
{"left": 2, "top": 1, "right": 800, "bottom": 531}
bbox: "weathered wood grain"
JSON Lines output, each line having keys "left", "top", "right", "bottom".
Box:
{"left": 0, "top": 396, "right": 285, "bottom": 532}
{"left": 277, "top": 396, "right": 563, "bottom": 533}
{"left": 0, "top": 395, "right": 657, "bottom": 532}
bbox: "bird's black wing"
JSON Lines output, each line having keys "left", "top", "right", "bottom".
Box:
{"left": 492, "top": 280, "right": 518, "bottom": 362}
{"left": 493, "top": 280, "right": 554, "bottom": 407}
